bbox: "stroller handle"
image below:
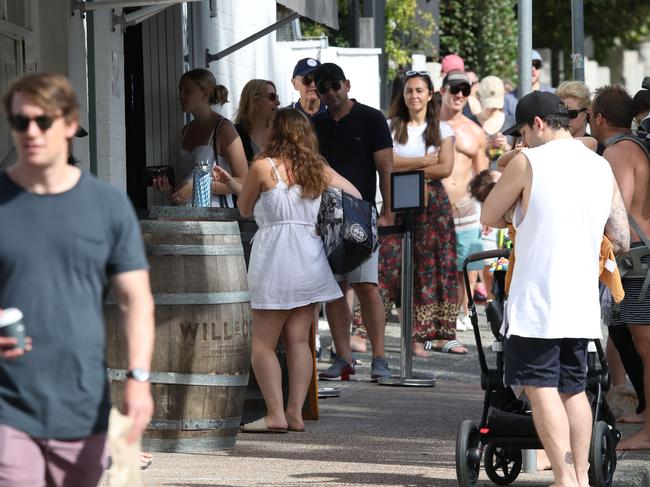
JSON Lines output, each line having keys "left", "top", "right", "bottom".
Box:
{"left": 462, "top": 249, "right": 510, "bottom": 270}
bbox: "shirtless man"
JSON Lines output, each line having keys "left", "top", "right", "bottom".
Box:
{"left": 590, "top": 85, "right": 650, "bottom": 451}
{"left": 439, "top": 71, "right": 489, "bottom": 332}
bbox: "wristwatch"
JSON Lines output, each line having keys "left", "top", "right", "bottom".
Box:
{"left": 126, "top": 368, "right": 151, "bottom": 383}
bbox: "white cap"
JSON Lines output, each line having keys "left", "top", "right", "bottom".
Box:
{"left": 0, "top": 308, "right": 23, "bottom": 326}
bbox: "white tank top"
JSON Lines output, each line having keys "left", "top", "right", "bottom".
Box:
{"left": 505, "top": 138, "right": 613, "bottom": 339}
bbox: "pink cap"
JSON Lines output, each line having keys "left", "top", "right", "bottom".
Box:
{"left": 441, "top": 54, "right": 465, "bottom": 75}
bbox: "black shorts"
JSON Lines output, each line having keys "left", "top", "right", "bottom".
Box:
{"left": 504, "top": 335, "right": 589, "bottom": 393}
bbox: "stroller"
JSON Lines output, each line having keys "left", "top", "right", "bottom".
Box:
{"left": 455, "top": 249, "right": 620, "bottom": 487}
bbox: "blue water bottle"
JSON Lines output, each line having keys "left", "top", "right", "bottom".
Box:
{"left": 192, "top": 162, "right": 211, "bottom": 207}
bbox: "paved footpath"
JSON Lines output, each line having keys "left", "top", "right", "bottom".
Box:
{"left": 107, "top": 310, "right": 649, "bottom": 486}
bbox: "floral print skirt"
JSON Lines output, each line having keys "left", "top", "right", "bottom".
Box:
{"left": 352, "top": 179, "right": 459, "bottom": 341}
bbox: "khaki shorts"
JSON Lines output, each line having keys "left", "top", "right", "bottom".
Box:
{"left": 334, "top": 249, "right": 379, "bottom": 284}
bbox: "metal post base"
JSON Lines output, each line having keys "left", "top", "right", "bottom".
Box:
{"left": 377, "top": 377, "right": 436, "bottom": 387}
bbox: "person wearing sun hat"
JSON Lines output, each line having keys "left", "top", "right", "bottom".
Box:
{"left": 482, "top": 89, "right": 629, "bottom": 486}
{"left": 289, "top": 57, "right": 325, "bottom": 118}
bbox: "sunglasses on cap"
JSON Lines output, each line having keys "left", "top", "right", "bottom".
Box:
{"left": 300, "top": 76, "right": 315, "bottom": 86}
{"left": 532, "top": 60, "right": 543, "bottom": 70}
{"left": 8, "top": 114, "right": 61, "bottom": 133}
{"left": 317, "top": 80, "right": 342, "bottom": 95}
{"left": 449, "top": 84, "right": 471, "bottom": 97}
{"left": 568, "top": 108, "right": 588, "bottom": 119}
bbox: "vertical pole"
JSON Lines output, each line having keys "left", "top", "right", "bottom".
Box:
{"left": 401, "top": 215, "right": 414, "bottom": 378}
{"left": 517, "top": 0, "right": 533, "bottom": 97}
{"left": 571, "top": 0, "right": 585, "bottom": 81}
{"left": 349, "top": 0, "right": 360, "bottom": 48}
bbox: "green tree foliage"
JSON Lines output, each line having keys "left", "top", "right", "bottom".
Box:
{"left": 299, "top": 0, "right": 349, "bottom": 47}
{"left": 384, "top": 0, "right": 436, "bottom": 79}
{"left": 533, "top": 0, "right": 650, "bottom": 74}
{"left": 440, "top": 0, "right": 518, "bottom": 82}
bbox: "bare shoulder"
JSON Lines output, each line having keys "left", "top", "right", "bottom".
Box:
{"left": 604, "top": 140, "right": 646, "bottom": 166}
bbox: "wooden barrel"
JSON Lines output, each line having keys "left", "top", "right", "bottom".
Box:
{"left": 105, "top": 219, "right": 251, "bottom": 452}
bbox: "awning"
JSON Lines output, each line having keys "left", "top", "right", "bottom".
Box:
{"left": 277, "top": 0, "right": 338, "bottom": 29}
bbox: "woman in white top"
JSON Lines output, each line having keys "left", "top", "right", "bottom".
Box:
{"left": 236, "top": 108, "right": 359, "bottom": 433}
{"left": 154, "top": 69, "right": 247, "bottom": 206}
{"left": 382, "top": 71, "right": 466, "bottom": 356}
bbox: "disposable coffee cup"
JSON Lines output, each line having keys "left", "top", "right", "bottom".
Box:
{"left": 0, "top": 308, "right": 26, "bottom": 350}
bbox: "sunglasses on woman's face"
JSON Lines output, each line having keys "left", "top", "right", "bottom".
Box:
{"left": 8, "top": 114, "right": 59, "bottom": 133}
{"left": 300, "top": 76, "right": 315, "bottom": 86}
{"left": 317, "top": 80, "right": 342, "bottom": 95}
{"left": 449, "top": 84, "right": 471, "bottom": 97}
{"left": 568, "top": 108, "right": 588, "bottom": 119}
{"left": 265, "top": 93, "right": 279, "bottom": 102}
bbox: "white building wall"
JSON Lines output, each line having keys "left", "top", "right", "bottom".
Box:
{"left": 92, "top": 9, "right": 126, "bottom": 189}
{"left": 198, "top": 0, "right": 277, "bottom": 120}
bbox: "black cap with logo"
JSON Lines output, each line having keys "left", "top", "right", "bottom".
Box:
{"left": 503, "top": 91, "right": 569, "bottom": 136}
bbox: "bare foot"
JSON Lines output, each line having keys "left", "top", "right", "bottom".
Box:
{"left": 284, "top": 410, "right": 304, "bottom": 432}
{"left": 617, "top": 430, "right": 650, "bottom": 451}
{"left": 617, "top": 412, "right": 645, "bottom": 424}
{"left": 412, "top": 342, "right": 433, "bottom": 358}
{"left": 536, "top": 449, "right": 552, "bottom": 471}
{"left": 350, "top": 334, "right": 367, "bottom": 353}
{"left": 429, "top": 339, "right": 469, "bottom": 354}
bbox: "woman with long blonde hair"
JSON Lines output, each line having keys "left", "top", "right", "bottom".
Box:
{"left": 235, "top": 79, "right": 280, "bottom": 163}
{"left": 234, "top": 108, "right": 359, "bottom": 433}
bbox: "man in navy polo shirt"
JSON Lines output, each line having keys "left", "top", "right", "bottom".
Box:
{"left": 312, "top": 62, "right": 394, "bottom": 381}
{"left": 290, "top": 58, "right": 326, "bottom": 118}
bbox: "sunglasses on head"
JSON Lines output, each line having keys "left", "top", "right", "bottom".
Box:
{"left": 532, "top": 60, "right": 543, "bottom": 70}
{"left": 317, "top": 80, "right": 342, "bottom": 95}
{"left": 300, "top": 76, "right": 315, "bottom": 86}
{"left": 568, "top": 108, "right": 588, "bottom": 119}
{"left": 405, "top": 70, "right": 430, "bottom": 79}
{"left": 8, "top": 114, "right": 59, "bottom": 133}
{"left": 449, "top": 84, "right": 471, "bottom": 97}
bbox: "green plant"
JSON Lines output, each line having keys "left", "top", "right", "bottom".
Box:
{"left": 384, "top": 0, "right": 436, "bottom": 79}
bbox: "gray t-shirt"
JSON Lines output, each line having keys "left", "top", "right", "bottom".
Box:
{"left": 0, "top": 171, "right": 148, "bottom": 439}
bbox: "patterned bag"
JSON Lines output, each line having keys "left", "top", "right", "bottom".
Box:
{"left": 316, "top": 188, "right": 379, "bottom": 274}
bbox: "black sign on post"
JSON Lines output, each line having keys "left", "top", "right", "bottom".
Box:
{"left": 379, "top": 171, "right": 435, "bottom": 387}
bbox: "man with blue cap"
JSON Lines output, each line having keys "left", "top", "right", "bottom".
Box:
{"left": 504, "top": 50, "right": 555, "bottom": 118}
{"left": 290, "top": 57, "right": 326, "bottom": 117}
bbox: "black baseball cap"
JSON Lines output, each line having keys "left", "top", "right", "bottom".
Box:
{"left": 442, "top": 70, "right": 470, "bottom": 88}
{"left": 312, "top": 63, "right": 347, "bottom": 89}
{"left": 292, "top": 58, "right": 321, "bottom": 78}
{"left": 503, "top": 91, "right": 569, "bottom": 136}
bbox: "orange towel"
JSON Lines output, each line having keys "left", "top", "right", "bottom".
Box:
{"left": 503, "top": 230, "right": 624, "bottom": 303}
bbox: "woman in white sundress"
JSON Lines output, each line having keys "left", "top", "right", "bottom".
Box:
{"left": 153, "top": 68, "right": 247, "bottom": 206}
{"left": 229, "top": 108, "right": 359, "bottom": 433}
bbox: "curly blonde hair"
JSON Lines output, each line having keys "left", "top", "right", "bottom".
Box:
{"left": 261, "top": 108, "right": 328, "bottom": 199}
{"left": 556, "top": 81, "right": 591, "bottom": 109}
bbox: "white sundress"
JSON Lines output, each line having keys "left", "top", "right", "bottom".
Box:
{"left": 247, "top": 158, "right": 343, "bottom": 309}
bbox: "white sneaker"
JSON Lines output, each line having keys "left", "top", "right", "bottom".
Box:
{"left": 456, "top": 315, "right": 468, "bottom": 331}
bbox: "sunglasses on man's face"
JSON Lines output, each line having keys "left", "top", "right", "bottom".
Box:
{"left": 568, "top": 108, "right": 588, "bottom": 119}
{"left": 532, "top": 60, "right": 543, "bottom": 70}
{"left": 300, "top": 76, "right": 315, "bottom": 86}
{"left": 8, "top": 114, "right": 59, "bottom": 133}
{"left": 449, "top": 84, "right": 471, "bottom": 97}
{"left": 317, "top": 80, "right": 342, "bottom": 95}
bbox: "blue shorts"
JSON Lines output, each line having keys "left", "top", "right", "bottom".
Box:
{"left": 504, "top": 335, "right": 589, "bottom": 393}
{"left": 455, "top": 226, "right": 484, "bottom": 271}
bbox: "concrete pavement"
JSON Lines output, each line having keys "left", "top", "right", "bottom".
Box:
{"left": 110, "top": 309, "right": 649, "bottom": 486}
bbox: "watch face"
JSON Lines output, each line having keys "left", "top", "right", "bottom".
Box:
{"left": 128, "top": 368, "right": 150, "bottom": 382}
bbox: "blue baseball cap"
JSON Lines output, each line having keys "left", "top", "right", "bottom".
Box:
{"left": 292, "top": 58, "right": 321, "bottom": 78}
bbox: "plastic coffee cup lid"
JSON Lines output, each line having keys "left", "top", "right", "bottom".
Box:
{"left": 0, "top": 308, "right": 23, "bottom": 326}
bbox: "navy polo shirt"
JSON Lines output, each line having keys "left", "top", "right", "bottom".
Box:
{"left": 312, "top": 100, "right": 392, "bottom": 204}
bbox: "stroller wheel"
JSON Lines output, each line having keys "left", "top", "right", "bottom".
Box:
{"left": 455, "top": 420, "right": 481, "bottom": 486}
{"left": 483, "top": 443, "right": 522, "bottom": 485}
{"left": 588, "top": 421, "right": 617, "bottom": 487}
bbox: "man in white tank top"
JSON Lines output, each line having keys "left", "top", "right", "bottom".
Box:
{"left": 481, "top": 91, "right": 629, "bottom": 487}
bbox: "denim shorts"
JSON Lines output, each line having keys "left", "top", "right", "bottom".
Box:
{"left": 504, "top": 335, "right": 589, "bottom": 393}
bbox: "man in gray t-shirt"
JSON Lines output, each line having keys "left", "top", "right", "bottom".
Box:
{"left": 0, "top": 73, "right": 155, "bottom": 486}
